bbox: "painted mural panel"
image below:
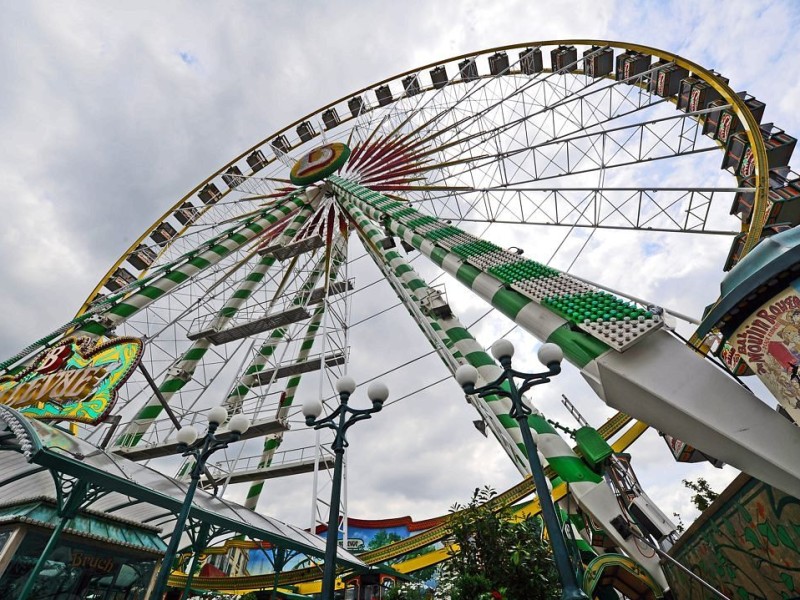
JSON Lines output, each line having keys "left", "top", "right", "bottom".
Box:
{"left": 665, "top": 476, "right": 800, "bottom": 599}
{"left": 726, "top": 283, "right": 800, "bottom": 423}
{"left": 247, "top": 523, "right": 411, "bottom": 576}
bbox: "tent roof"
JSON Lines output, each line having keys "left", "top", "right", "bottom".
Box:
{"left": 0, "top": 405, "right": 365, "bottom": 571}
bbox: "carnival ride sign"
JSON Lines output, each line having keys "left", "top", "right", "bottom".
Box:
{"left": 726, "top": 282, "right": 800, "bottom": 422}
{"left": 0, "top": 336, "right": 143, "bottom": 424}
{"left": 289, "top": 142, "right": 351, "bottom": 186}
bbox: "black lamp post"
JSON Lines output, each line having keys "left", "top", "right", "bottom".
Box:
{"left": 149, "top": 406, "right": 251, "bottom": 600}
{"left": 455, "top": 340, "right": 589, "bottom": 600}
{"left": 302, "top": 377, "right": 388, "bottom": 600}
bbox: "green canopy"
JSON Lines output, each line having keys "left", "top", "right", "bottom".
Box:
{"left": 0, "top": 405, "right": 366, "bottom": 571}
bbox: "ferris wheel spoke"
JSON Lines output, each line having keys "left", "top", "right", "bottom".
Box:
{"left": 381, "top": 60, "right": 666, "bottom": 172}
{"left": 222, "top": 238, "right": 348, "bottom": 413}
{"left": 177, "top": 302, "right": 333, "bottom": 485}
{"left": 438, "top": 68, "right": 706, "bottom": 180}
{"left": 239, "top": 303, "right": 329, "bottom": 509}
{"left": 445, "top": 104, "right": 713, "bottom": 181}
{"left": 118, "top": 237, "right": 327, "bottom": 424}
{"left": 113, "top": 236, "right": 348, "bottom": 456}
{"left": 111, "top": 204, "right": 317, "bottom": 448}
{"left": 346, "top": 197, "right": 531, "bottom": 472}
{"left": 346, "top": 95, "right": 717, "bottom": 206}
{"left": 343, "top": 62, "right": 567, "bottom": 177}
{"left": 221, "top": 238, "right": 351, "bottom": 507}
{"left": 393, "top": 186, "right": 743, "bottom": 235}
{"left": 78, "top": 195, "right": 308, "bottom": 341}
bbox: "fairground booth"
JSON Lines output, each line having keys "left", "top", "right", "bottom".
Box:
{"left": 0, "top": 405, "right": 365, "bottom": 599}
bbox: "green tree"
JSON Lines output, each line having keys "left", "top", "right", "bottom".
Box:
{"left": 672, "top": 512, "right": 685, "bottom": 534}
{"left": 682, "top": 477, "right": 719, "bottom": 512}
{"left": 367, "top": 530, "right": 404, "bottom": 550}
{"left": 385, "top": 581, "right": 430, "bottom": 600}
{"left": 437, "top": 486, "right": 561, "bottom": 600}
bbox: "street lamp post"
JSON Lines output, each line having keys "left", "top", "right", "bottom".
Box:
{"left": 455, "top": 341, "right": 589, "bottom": 600}
{"left": 149, "top": 406, "right": 251, "bottom": 600}
{"left": 302, "top": 377, "right": 388, "bottom": 600}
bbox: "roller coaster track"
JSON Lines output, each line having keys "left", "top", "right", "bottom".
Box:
{"left": 168, "top": 413, "right": 645, "bottom": 592}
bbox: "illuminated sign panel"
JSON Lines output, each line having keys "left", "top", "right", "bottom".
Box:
{"left": 0, "top": 336, "right": 143, "bottom": 424}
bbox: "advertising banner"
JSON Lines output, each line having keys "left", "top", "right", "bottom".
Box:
{"left": 726, "top": 282, "right": 800, "bottom": 422}
{"left": 0, "top": 336, "right": 143, "bottom": 424}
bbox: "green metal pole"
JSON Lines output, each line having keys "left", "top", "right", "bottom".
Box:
{"left": 307, "top": 380, "right": 384, "bottom": 599}
{"left": 180, "top": 522, "right": 211, "bottom": 600}
{"left": 150, "top": 423, "right": 220, "bottom": 600}
{"left": 320, "top": 400, "right": 348, "bottom": 600}
{"left": 462, "top": 352, "right": 588, "bottom": 599}
{"left": 150, "top": 476, "right": 200, "bottom": 600}
{"left": 271, "top": 546, "right": 288, "bottom": 600}
{"left": 179, "top": 554, "right": 196, "bottom": 600}
{"left": 17, "top": 516, "right": 70, "bottom": 600}
{"left": 18, "top": 480, "right": 88, "bottom": 600}
{"left": 504, "top": 372, "right": 588, "bottom": 600}
{"left": 307, "top": 384, "right": 383, "bottom": 600}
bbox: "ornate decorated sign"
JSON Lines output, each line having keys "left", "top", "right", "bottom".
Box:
{"left": 71, "top": 552, "right": 115, "bottom": 573}
{"left": 656, "top": 71, "right": 667, "bottom": 97}
{"left": 689, "top": 88, "right": 702, "bottom": 113}
{"left": 740, "top": 146, "right": 755, "bottom": 177}
{"left": 719, "top": 340, "right": 753, "bottom": 377}
{"left": 289, "top": 142, "right": 351, "bottom": 186}
{"left": 718, "top": 112, "right": 734, "bottom": 143}
{"left": 0, "top": 336, "right": 143, "bottom": 424}
{"left": 727, "top": 283, "right": 800, "bottom": 422}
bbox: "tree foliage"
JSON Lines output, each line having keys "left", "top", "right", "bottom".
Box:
{"left": 682, "top": 477, "right": 719, "bottom": 512}
{"left": 385, "top": 581, "right": 431, "bottom": 600}
{"left": 436, "top": 486, "right": 561, "bottom": 600}
{"left": 368, "top": 529, "right": 404, "bottom": 550}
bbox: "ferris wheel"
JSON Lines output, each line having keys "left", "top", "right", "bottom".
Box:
{"left": 5, "top": 39, "right": 800, "bottom": 594}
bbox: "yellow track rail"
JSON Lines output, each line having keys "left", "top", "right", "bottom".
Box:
{"left": 167, "top": 417, "right": 649, "bottom": 593}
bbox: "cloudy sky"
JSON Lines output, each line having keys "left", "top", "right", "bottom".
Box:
{"left": 3, "top": 0, "right": 800, "bottom": 537}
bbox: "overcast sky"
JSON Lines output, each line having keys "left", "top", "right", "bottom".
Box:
{"left": 3, "top": 0, "right": 800, "bottom": 534}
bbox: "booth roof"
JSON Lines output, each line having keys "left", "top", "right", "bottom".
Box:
{"left": 0, "top": 405, "right": 366, "bottom": 571}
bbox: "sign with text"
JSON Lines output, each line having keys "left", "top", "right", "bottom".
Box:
{"left": 0, "top": 336, "right": 143, "bottom": 424}
{"left": 727, "top": 282, "right": 800, "bottom": 423}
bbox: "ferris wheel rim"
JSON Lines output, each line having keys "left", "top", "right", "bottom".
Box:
{"left": 75, "top": 38, "right": 770, "bottom": 318}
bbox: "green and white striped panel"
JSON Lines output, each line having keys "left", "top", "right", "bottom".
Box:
{"left": 79, "top": 194, "right": 309, "bottom": 338}
{"left": 237, "top": 245, "right": 348, "bottom": 507}
{"left": 223, "top": 236, "right": 347, "bottom": 410}
{"left": 343, "top": 197, "right": 529, "bottom": 473}
{"left": 330, "top": 176, "right": 662, "bottom": 354}
{"left": 341, "top": 195, "right": 603, "bottom": 488}
{"left": 113, "top": 202, "right": 316, "bottom": 449}
{"left": 243, "top": 304, "right": 326, "bottom": 509}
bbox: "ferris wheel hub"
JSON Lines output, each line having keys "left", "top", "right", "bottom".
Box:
{"left": 290, "top": 142, "right": 351, "bottom": 186}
